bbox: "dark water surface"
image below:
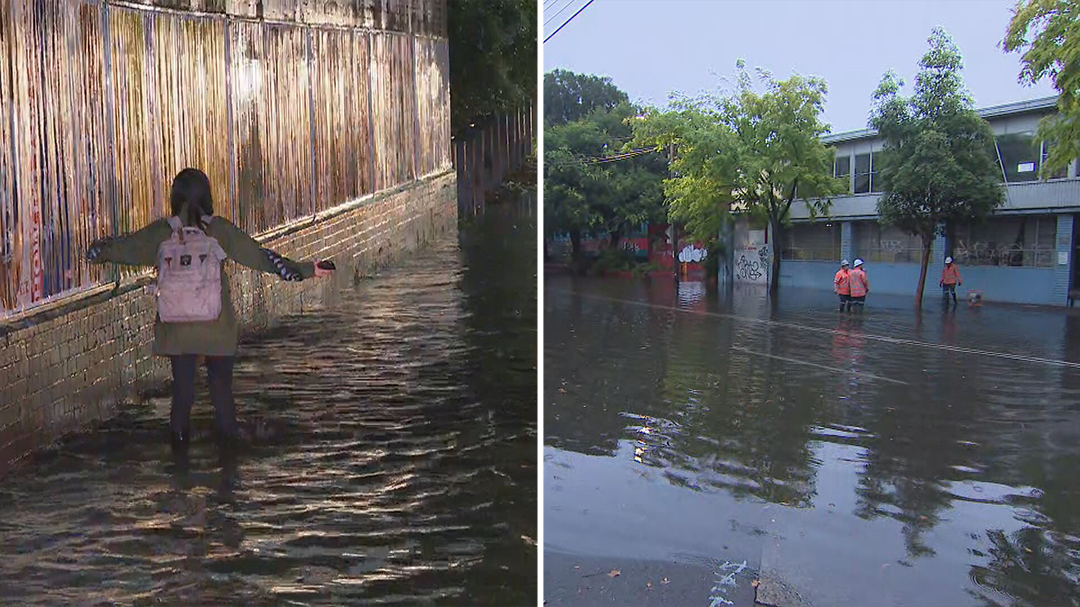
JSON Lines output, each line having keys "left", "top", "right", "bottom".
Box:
{"left": 0, "top": 205, "right": 536, "bottom": 606}
{"left": 545, "top": 277, "right": 1080, "bottom": 607}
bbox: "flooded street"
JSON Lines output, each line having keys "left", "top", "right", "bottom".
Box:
{"left": 545, "top": 277, "right": 1080, "bottom": 607}
{"left": 0, "top": 204, "right": 536, "bottom": 606}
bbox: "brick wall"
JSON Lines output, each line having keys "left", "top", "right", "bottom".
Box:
{"left": 0, "top": 170, "right": 456, "bottom": 476}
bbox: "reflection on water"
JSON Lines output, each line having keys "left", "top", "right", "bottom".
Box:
{"left": 545, "top": 278, "right": 1080, "bottom": 607}
{"left": 0, "top": 204, "right": 536, "bottom": 606}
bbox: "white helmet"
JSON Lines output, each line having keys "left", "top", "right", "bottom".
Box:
{"left": 841, "top": 259, "right": 849, "bottom": 267}
{"left": 853, "top": 259, "right": 864, "bottom": 268}
{"left": 945, "top": 256, "right": 953, "bottom": 264}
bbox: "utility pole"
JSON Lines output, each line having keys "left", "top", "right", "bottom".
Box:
{"left": 669, "top": 144, "right": 678, "bottom": 283}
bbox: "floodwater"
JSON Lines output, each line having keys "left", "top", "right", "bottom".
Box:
{"left": 545, "top": 277, "right": 1080, "bottom": 607}
{"left": 0, "top": 204, "right": 537, "bottom": 606}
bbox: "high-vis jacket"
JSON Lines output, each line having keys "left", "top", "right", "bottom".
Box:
{"left": 849, "top": 268, "right": 869, "bottom": 297}
{"left": 941, "top": 264, "right": 961, "bottom": 286}
{"left": 834, "top": 269, "right": 850, "bottom": 295}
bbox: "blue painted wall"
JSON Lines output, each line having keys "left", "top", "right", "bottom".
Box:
{"left": 959, "top": 266, "right": 1055, "bottom": 305}
{"left": 781, "top": 260, "right": 1057, "bottom": 305}
{"left": 779, "top": 261, "right": 846, "bottom": 292}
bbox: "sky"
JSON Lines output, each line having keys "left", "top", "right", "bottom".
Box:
{"left": 542, "top": 0, "right": 1057, "bottom": 133}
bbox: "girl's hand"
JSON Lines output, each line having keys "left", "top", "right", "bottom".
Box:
{"left": 86, "top": 237, "right": 111, "bottom": 263}
{"left": 314, "top": 260, "right": 335, "bottom": 278}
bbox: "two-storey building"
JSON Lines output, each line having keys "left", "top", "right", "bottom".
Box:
{"left": 771, "top": 96, "right": 1080, "bottom": 306}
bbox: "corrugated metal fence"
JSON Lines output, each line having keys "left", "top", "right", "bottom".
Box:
{"left": 0, "top": 0, "right": 451, "bottom": 318}
{"left": 453, "top": 106, "right": 535, "bottom": 218}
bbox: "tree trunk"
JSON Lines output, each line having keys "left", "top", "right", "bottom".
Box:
{"left": 915, "top": 234, "right": 932, "bottom": 308}
{"left": 570, "top": 229, "right": 583, "bottom": 275}
{"left": 769, "top": 218, "right": 783, "bottom": 295}
{"left": 609, "top": 227, "right": 622, "bottom": 252}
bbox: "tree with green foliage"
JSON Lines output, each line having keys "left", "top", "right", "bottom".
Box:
{"left": 632, "top": 105, "right": 734, "bottom": 256}
{"left": 634, "top": 62, "right": 844, "bottom": 293}
{"left": 545, "top": 121, "right": 607, "bottom": 265}
{"left": 1003, "top": 0, "right": 1080, "bottom": 177}
{"left": 544, "top": 71, "right": 667, "bottom": 268}
{"left": 545, "top": 101, "right": 667, "bottom": 267}
{"left": 544, "top": 70, "right": 629, "bottom": 126}
{"left": 448, "top": 0, "right": 536, "bottom": 137}
{"left": 872, "top": 28, "right": 1005, "bottom": 306}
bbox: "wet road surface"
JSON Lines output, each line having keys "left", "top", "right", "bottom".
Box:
{"left": 545, "top": 277, "right": 1080, "bottom": 607}
{"left": 0, "top": 204, "right": 537, "bottom": 606}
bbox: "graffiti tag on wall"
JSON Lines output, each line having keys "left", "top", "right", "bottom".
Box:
{"left": 735, "top": 246, "right": 767, "bottom": 285}
{"left": 678, "top": 244, "right": 706, "bottom": 263}
{"left": 953, "top": 242, "right": 1053, "bottom": 267}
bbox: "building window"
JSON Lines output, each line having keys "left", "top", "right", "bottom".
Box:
{"left": 854, "top": 222, "right": 924, "bottom": 264}
{"left": 953, "top": 215, "right": 1055, "bottom": 267}
{"left": 854, "top": 153, "right": 871, "bottom": 194}
{"left": 870, "top": 151, "right": 887, "bottom": 192}
{"left": 1041, "top": 141, "right": 1069, "bottom": 179}
{"left": 834, "top": 154, "right": 850, "bottom": 193}
{"left": 782, "top": 222, "right": 841, "bottom": 261}
{"left": 996, "top": 132, "right": 1040, "bottom": 183}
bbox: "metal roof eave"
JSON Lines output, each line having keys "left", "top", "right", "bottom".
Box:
{"left": 822, "top": 96, "right": 1059, "bottom": 145}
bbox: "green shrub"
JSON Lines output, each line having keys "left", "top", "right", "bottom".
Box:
{"left": 593, "top": 248, "right": 636, "bottom": 273}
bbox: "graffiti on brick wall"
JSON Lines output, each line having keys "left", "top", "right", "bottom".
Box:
{"left": 678, "top": 244, "right": 706, "bottom": 263}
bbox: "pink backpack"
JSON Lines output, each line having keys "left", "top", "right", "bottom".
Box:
{"left": 155, "top": 216, "right": 227, "bottom": 323}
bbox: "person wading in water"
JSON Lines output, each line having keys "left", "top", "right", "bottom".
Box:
{"left": 940, "top": 256, "right": 962, "bottom": 307}
{"left": 87, "top": 168, "right": 334, "bottom": 449}
{"left": 834, "top": 259, "right": 851, "bottom": 312}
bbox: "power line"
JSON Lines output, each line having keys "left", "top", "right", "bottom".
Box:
{"left": 544, "top": 0, "right": 578, "bottom": 27}
{"left": 549, "top": 147, "right": 657, "bottom": 167}
{"left": 544, "top": 0, "right": 594, "bottom": 43}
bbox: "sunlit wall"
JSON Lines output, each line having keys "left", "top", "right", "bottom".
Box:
{"left": 0, "top": 0, "right": 451, "bottom": 315}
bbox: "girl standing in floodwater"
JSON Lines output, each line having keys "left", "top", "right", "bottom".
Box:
{"left": 86, "top": 168, "right": 334, "bottom": 448}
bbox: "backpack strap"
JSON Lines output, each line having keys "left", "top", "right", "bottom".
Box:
{"left": 167, "top": 215, "right": 213, "bottom": 231}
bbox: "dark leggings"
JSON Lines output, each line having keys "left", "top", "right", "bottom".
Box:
{"left": 170, "top": 355, "right": 238, "bottom": 438}
{"left": 943, "top": 283, "right": 958, "bottom": 304}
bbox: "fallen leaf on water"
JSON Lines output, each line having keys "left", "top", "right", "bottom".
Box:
{"left": 751, "top": 580, "right": 760, "bottom": 588}
{"left": 660, "top": 577, "right": 670, "bottom": 585}
{"left": 520, "top": 535, "right": 536, "bottom": 546}
{"left": 574, "top": 565, "right": 580, "bottom": 569}
{"left": 608, "top": 569, "right": 620, "bottom": 578}
{"left": 558, "top": 388, "right": 566, "bottom": 393}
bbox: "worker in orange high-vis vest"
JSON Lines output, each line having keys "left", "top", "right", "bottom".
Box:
{"left": 940, "top": 256, "right": 961, "bottom": 307}
{"left": 834, "top": 259, "right": 851, "bottom": 312}
{"left": 849, "top": 259, "right": 870, "bottom": 313}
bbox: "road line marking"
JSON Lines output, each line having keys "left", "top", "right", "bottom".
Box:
{"left": 730, "top": 346, "right": 909, "bottom": 385}
{"left": 554, "top": 291, "right": 1080, "bottom": 370}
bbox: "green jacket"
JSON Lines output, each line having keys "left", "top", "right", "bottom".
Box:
{"left": 94, "top": 216, "right": 315, "bottom": 356}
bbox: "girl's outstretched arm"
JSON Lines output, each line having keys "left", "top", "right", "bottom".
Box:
{"left": 86, "top": 220, "right": 171, "bottom": 266}
{"left": 213, "top": 218, "right": 316, "bottom": 281}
